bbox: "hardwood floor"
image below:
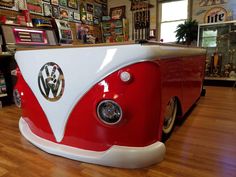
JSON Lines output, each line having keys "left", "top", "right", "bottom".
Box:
{"left": 0, "top": 86, "right": 236, "bottom": 177}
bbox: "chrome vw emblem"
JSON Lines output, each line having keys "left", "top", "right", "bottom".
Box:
{"left": 38, "top": 62, "right": 65, "bottom": 102}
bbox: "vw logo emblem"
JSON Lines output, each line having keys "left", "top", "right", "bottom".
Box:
{"left": 38, "top": 62, "right": 65, "bottom": 102}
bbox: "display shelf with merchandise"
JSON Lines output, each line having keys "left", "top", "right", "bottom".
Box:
{"left": 0, "top": 54, "right": 15, "bottom": 106}
{"left": 0, "top": 72, "right": 7, "bottom": 98}
{"left": 101, "top": 18, "right": 129, "bottom": 43}
{"left": 197, "top": 21, "right": 236, "bottom": 82}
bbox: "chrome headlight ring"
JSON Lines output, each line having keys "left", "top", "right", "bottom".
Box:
{"left": 97, "top": 100, "right": 123, "bottom": 125}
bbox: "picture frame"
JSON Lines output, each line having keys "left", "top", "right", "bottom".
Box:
{"left": 68, "top": 10, "right": 74, "bottom": 21}
{"left": 130, "top": 1, "right": 153, "bottom": 11}
{"left": 52, "top": 5, "right": 59, "bottom": 18}
{"left": 87, "top": 13, "right": 93, "bottom": 22}
{"left": 93, "top": 16, "right": 100, "bottom": 25}
{"left": 18, "top": 0, "right": 27, "bottom": 10}
{"left": 0, "top": 0, "right": 15, "bottom": 8}
{"left": 102, "top": 4, "right": 108, "bottom": 16}
{"left": 59, "top": 0, "right": 67, "bottom": 7}
{"left": 43, "top": 3, "right": 52, "bottom": 17}
{"left": 67, "top": 0, "right": 78, "bottom": 9}
{"left": 110, "top": 6, "right": 125, "bottom": 20}
{"left": 51, "top": 0, "right": 58, "bottom": 6}
{"left": 80, "top": 2, "right": 87, "bottom": 23}
{"left": 86, "top": 3, "right": 93, "bottom": 13}
{"left": 26, "top": 0, "right": 43, "bottom": 15}
{"left": 94, "top": 0, "right": 107, "bottom": 5}
{"left": 59, "top": 7, "right": 69, "bottom": 20}
{"left": 94, "top": 3, "right": 102, "bottom": 17}
{"left": 73, "top": 12, "right": 80, "bottom": 21}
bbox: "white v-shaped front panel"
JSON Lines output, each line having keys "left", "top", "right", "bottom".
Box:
{"left": 15, "top": 44, "right": 206, "bottom": 142}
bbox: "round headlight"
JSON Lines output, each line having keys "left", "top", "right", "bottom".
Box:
{"left": 13, "top": 89, "right": 21, "bottom": 108}
{"left": 97, "top": 100, "right": 122, "bottom": 125}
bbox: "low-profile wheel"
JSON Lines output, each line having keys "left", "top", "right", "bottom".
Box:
{"left": 162, "top": 97, "right": 177, "bottom": 141}
{"left": 201, "top": 87, "right": 206, "bottom": 96}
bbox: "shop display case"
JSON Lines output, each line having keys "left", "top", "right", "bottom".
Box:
{"left": 101, "top": 18, "right": 129, "bottom": 43}
{"left": 0, "top": 53, "right": 15, "bottom": 106}
{"left": 197, "top": 21, "right": 236, "bottom": 81}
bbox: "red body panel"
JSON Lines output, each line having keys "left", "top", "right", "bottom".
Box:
{"left": 16, "top": 55, "right": 205, "bottom": 151}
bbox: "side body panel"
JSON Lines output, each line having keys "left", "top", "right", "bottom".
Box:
{"left": 160, "top": 55, "right": 205, "bottom": 122}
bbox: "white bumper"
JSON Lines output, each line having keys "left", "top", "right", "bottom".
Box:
{"left": 19, "top": 117, "right": 166, "bottom": 169}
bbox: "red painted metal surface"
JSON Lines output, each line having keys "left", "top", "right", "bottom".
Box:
{"left": 15, "top": 68, "right": 55, "bottom": 141}
{"left": 15, "top": 54, "right": 205, "bottom": 151}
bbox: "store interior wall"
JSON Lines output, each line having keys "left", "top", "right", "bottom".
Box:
{"left": 107, "top": 0, "right": 157, "bottom": 41}
{"left": 0, "top": 0, "right": 104, "bottom": 45}
{"left": 1, "top": 0, "right": 236, "bottom": 44}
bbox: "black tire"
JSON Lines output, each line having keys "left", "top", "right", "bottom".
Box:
{"left": 162, "top": 97, "right": 177, "bottom": 142}
{"left": 201, "top": 87, "right": 206, "bottom": 96}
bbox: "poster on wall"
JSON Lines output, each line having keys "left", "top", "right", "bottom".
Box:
{"left": 94, "top": 0, "right": 106, "bottom": 5}
{"left": 18, "top": 0, "right": 27, "bottom": 10}
{"left": 80, "top": 2, "right": 87, "bottom": 23}
{"left": 0, "top": 0, "right": 15, "bottom": 8}
{"left": 59, "top": 0, "right": 67, "bottom": 7}
{"left": 73, "top": 11, "right": 80, "bottom": 21}
{"left": 94, "top": 3, "right": 102, "bottom": 17}
{"left": 204, "top": 7, "right": 227, "bottom": 23}
{"left": 86, "top": 3, "right": 93, "bottom": 13}
{"left": 199, "top": 0, "right": 228, "bottom": 7}
{"left": 93, "top": 16, "right": 99, "bottom": 25}
{"left": 101, "top": 4, "right": 107, "bottom": 16}
{"left": 26, "top": 0, "right": 43, "bottom": 15}
{"left": 52, "top": 5, "right": 59, "bottom": 18}
{"left": 87, "top": 13, "right": 93, "bottom": 22}
{"left": 59, "top": 7, "right": 68, "bottom": 20}
{"left": 193, "top": 0, "right": 236, "bottom": 23}
{"left": 67, "top": 0, "right": 77, "bottom": 9}
{"left": 68, "top": 9, "right": 73, "bottom": 21}
{"left": 51, "top": 0, "right": 58, "bottom": 6}
{"left": 43, "top": 3, "right": 52, "bottom": 17}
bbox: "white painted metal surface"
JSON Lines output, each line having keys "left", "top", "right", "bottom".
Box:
{"left": 19, "top": 117, "right": 166, "bottom": 169}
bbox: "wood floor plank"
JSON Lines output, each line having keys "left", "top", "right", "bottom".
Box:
{"left": 0, "top": 86, "right": 236, "bottom": 177}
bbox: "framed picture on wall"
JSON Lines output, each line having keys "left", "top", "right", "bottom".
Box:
{"left": 18, "top": 0, "right": 27, "bottom": 10}
{"left": 59, "top": 0, "right": 67, "bottom": 7}
{"left": 94, "top": 3, "right": 102, "bottom": 17}
{"left": 94, "top": 0, "right": 107, "bottom": 5}
{"left": 93, "top": 16, "right": 100, "bottom": 25}
{"left": 73, "top": 12, "right": 80, "bottom": 21}
{"left": 43, "top": 3, "right": 52, "bottom": 17}
{"left": 110, "top": 6, "right": 125, "bottom": 20}
{"left": 86, "top": 3, "right": 94, "bottom": 13}
{"left": 51, "top": 0, "right": 58, "bottom": 6}
{"left": 67, "top": 0, "right": 78, "bottom": 9}
{"left": 52, "top": 5, "right": 59, "bottom": 18}
{"left": 87, "top": 13, "right": 93, "bottom": 22}
{"left": 59, "top": 7, "right": 69, "bottom": 20}
{"left": 0, "top": 0, "right": 15, "bottom": 8}
{"left": 101, "top": 4, "right": 107, "bottom": 16}
{"left": 26, "top": 0, "right": 43, "bottom": 15}
{"left": 68, "top": 9, "right": 74, "bottom": 21}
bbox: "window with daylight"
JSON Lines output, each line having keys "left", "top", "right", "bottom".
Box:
{"left": 160, "top": 0, "right": 188, "bottom": 43}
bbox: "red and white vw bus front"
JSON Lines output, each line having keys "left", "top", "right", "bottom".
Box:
{"left": 15, "top": 44, "right": 167, "bottom": 168}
